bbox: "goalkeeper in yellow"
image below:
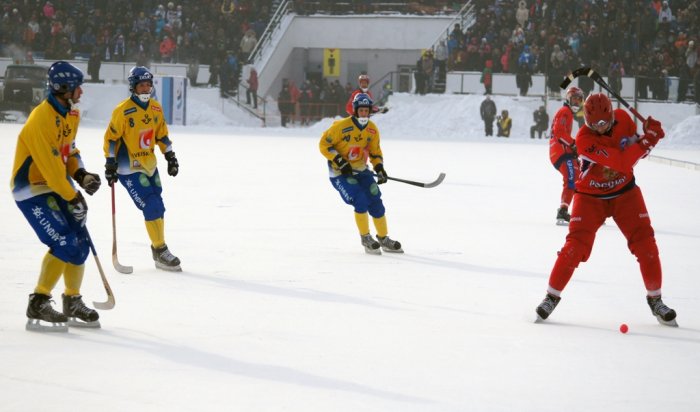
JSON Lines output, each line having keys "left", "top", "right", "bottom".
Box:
{"left": 103, "top": 66, "right": 181, "bottom": 271}
{"left": 11, "top": 61, "right": 102, "bottom": 331}
{"left": 319, "top": 93, "right": 403, "bottom": 254}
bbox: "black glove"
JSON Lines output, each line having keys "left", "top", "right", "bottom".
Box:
{"left": 374, "top": 163, "right": 388, "bottom": 184}
{"left": 379, "top": 106, "right": 389, "bottom": 114}
{"left": 164, "top": 151, "right": 179, "bottom": 176}
{"left": 333, "top": 154, "right": 353, "bottom": 176}
{"left": 74, "top": 168, "right": 101, "bottom": 196}
{"left": 105, "top": 158, "right": 118, "bottom": 186}
{"left": 68, "top": 192, "right": 88, "bottom": 226}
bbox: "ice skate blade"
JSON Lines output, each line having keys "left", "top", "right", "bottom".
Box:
{"left": 656, "top": 316, "right": 678, "bottom": 327}
{"left": 25, "top": 319, "right": 68, "bottom": 333}
{"left": 556, "top": 220, "right": 569, "bottom": 226}
{"left": 364, "top": 247, "right": 381, "bottom": 255}
{"left": 155, "top": 262, "right": 182, "bottom": 272}
{"left": 67, "top": 318, "right": 101, "bottom": 328}
{"left": 534, "top": 314, "right": 547, "bottom": 323}
{"left": 380, "top": 246, "right": 404, "bottom": 253}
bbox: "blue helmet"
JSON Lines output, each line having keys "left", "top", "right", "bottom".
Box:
{"left": 352, "top": 93, "right": 373, "bottom": 114}
{"left": 47, "top": 61, "right": 84, "bottom": 94}
{"left": 128, "top": 66, "right": 154, "bottom": 92}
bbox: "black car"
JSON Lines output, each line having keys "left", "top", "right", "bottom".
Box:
{"left": 0, "top": 64, "right": 49, "bottom": 114}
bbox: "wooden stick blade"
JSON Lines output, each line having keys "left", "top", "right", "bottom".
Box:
{"left": 93, "top": 295, "right": 115, "bottom": 310}
{"left": 113, "top": 255, "right": 133, "bottom": 274}
{"left": 92, "top": 253, "right": 116, "bottom": 310}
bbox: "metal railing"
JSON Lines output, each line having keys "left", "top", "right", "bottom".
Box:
{"left": 247, "top": 0, "right": 293, "bottom": 65}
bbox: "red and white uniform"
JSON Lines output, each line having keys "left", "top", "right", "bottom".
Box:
{"left": 345, "top": 89, "right": 378, "bottom": 117}
{"left": 546, "top": 109, "right": 662, "bottom": 295}
{"left": 549, "top": 103, "right": 579, "bottom": 208}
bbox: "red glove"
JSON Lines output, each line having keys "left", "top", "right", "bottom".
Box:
{"left": 639, "top": 116, "right": 664, "bottom": 149}
{"left": 643, "top": 116, "right": 664, "bottom": 140}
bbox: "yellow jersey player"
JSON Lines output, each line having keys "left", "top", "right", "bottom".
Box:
{"left": 11, "top": 61, "right": 102, "bottom": 331}
{"left": 319, "top": 93, "right": 403, "bottom": 254}
{"left": 103, "top": 66, "right": 181, "bottom": 271}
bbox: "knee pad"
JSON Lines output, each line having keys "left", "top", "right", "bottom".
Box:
{"left": 142, "top": 194, "right": 166, "bottom": 221}
{"left": 558, "top": 238, "right": 591, "bottom": 267}
{"left": 51, "top": 232, "right": 89, "bottom": 265}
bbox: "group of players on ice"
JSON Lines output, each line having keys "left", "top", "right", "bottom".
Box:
{"left": 10, "top": 64, "right": 677, "bottom": 333}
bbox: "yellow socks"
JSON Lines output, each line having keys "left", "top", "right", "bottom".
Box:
{"left": 145, "top": 218, "right": 165, "bottom": 248}
{"left": 35, "top": 252, "right": 66, "bottom": 296}
{"left": 354, "top": 212, "right": 370, "bottom": 235}
{"left": 63, "top": 263, "right": 85, "bottom": 296}
{"left": 373, "top": 215, "right": 388, "bottom": 238}
{"left": 355, "top": 213, "right": 389, "bottom": 237}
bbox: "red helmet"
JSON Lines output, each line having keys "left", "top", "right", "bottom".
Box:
{"left": 565, "top": 86, "right": 584, "bottom": 113}
{"left": 584, "top": 93, "right": 614, "bottom": 133}
{"left": 358, "top": 74, "right": 370, "bottom": 91}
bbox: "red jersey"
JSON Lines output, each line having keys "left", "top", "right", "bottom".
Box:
{"left": 549, "top": 104, "right": 576, "bottom": 166}
{"left": 575, "top": 109, "right": 648, "bottom": 198}
{"left": 345, "top": 89, "right": 376, "bottom": 116}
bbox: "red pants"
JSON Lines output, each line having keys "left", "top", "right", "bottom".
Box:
{"left": 548, "top": 186, "right": 662, "bottom": 294}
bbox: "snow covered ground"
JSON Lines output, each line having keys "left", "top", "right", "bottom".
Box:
{"left": 1, "top": 87, "right": 699, "bottom": 411}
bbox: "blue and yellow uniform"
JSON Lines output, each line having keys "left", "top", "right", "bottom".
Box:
{"left": 320, "top": 116, "right": 383, "bottom": 177}
{"left": 319, "top": 114, "right": 391, "bottom": 241}
{"left": 104, "top": 94, "right": 174, "bottom": 248}
{"left": 11, "top": 94, "right": 90, "bottom": 296}
{"left": 11, "top": 95, "right": 84, "bottom": 203}
{"left": 104, "top": 66, "right": 180, "bottom": 270}
{"left": 104, "top": 96, "right": 172, "bottom": 178}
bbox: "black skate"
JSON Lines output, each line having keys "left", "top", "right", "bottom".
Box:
{"left": 360, "top": 234, "right": 381, "bottom": 255}
{"left": 26, "top": 293, "right": 68, "bottom": 332}
{"left": 63, "top": 294, "right": 100, "bottom": 328}
{"left": 556, "top": 207, "right": 570, "bottom": 226}
{"left": 647, "top": 296, "right": 678, "bottom": 327}
{"left": 535, "top": 293, "right": 561, "bottom": 322}
{"left": 376, "top": 235, "right": 404, "bottom": 253}
{"left": 152, "top": 244, "right": 182, "bottom": 272}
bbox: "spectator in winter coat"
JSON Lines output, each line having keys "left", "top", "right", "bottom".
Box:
{"left": 515, "top": 62, "right": 533, "bottom": 96}
{"left": 159, "top": 35, "right": 176, "bottom": 63}
{"left": 497, "top": 110, "right": 512, "bottom": 137}
{"left": 278, "top": 84, "right": 293, "bottom": 127}
{"left": 480, "top": 59, "right": 493, "bottom": 94}
{"left": 240, "top": 29, "right": 257, "bottom": 62}
{"left": 531, "top": 106, "right": 549, "bottom": 139}
{"left": 480, "top": 95, "right": 497, "bottom": 137}
{"left": 245, "top": 67, "right": 258, "bottom": 109}
{"left": 516, "top": 1, "right": 529, "bottom": 29}
{"left": 434, "top": 40, "right": 448, "bottom": 81}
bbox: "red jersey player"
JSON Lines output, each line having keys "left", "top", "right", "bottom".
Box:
{"left": 536, "top": 93, "right": 678, "bottom": 327}
{"left": 345, "top": 74, "right": 388, "bottom": 117}
{"left": 549, "top": 86, "right": 583, "bottom": 225}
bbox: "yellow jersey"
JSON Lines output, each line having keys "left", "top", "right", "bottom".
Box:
{"left": 10, "top": 95, "right": 83, "bottom": 202}
{"left": 319, "top": 117, "right": 383, "bottom": 177}
{"left": 103, "top": 96, "right": 172, "bottom": 177}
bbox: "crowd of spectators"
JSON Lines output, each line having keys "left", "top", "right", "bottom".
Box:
{"left": 1, "top": 0, "right": 273, "bottom": 92}
{"left": 445, "top": 0, "right": 700, "bottom": 102}
{"left": 3, "top": 0, "right": 698, "bottom": 109}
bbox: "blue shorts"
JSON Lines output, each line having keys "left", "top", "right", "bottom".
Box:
{"left": 330, "top": 169, "right": 385, "bottom": 217}
{"left": 118, "top": 170, "right": 166, "bottom": 221}
{"left": 16, "top": 193, "right": 89, "bottom": 265}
